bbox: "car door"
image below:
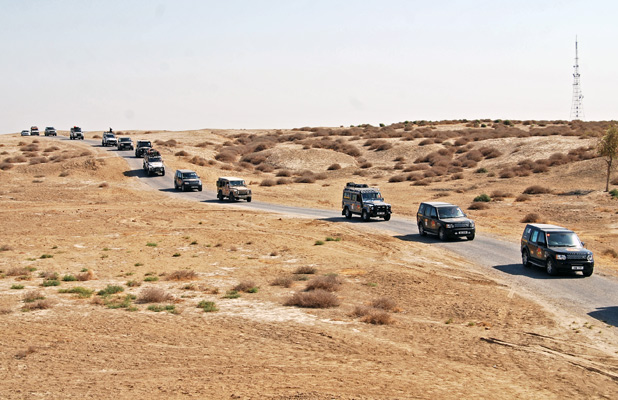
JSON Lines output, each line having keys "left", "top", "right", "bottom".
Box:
{"left": 423, "top": 205, "right": 438, "bottom": 234}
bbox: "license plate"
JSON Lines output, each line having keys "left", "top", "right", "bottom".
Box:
{"left": 572, "top": 266, "right": 584, "bottom": 271}
{"left": 377, "top": 212, "right": 385, "bottom": 215}
{"left": 457, "top": 231, "right": 469, "bottom": 235}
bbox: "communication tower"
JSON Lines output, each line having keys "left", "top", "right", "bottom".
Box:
{"left": 570, "top": 37, "right": 584, "bottom": 120}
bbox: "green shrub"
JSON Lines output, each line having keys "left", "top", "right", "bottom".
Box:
{"left": 42, "top": 279, "right": 60, "bottom": 287}
{"left": 146, "top": 242, "right": 157, "bottom": 247}
{"left": 473, "top": 193, "right": 491, "bottom": 202}
{"left": 58, "top": 287, "right": 93, "bottom": 298}
{"left": 126, "top": 280, "right": 141, "bottom": 287}
{"left": 62, "top": 274, "right": 77, "bottom": 282}
{"left": 223, "top": 290, "right": 241, "bottom": 299}
{"left": 147, "top": 304, "right": 177, "bottom": 313}
{"left": 314, "top": 240, "right": 325, "bottom": 246}
{"left": 40, "top": 254, "right": 53, "bottom": 259}
{"left": 610, "top": 189, "right": 618, "bottom": 198}
{"left": 97, "top": 285, "right": 124, "bottom": 296}
{"left": 325, "top": 237, "right": 342, "bottom": 242}
{"left": 475, "top": 167, "right": 488, "bottom": 173}
{"left": 172, "top": 253, "right": 181, "bottom": 257}
{"left": 144, "top": 276, "right": 159, "bottom": 282}
{"left": 197, "top": 300, "right": 218, "bottom": 312}
{"left": 11, "top": 284, "right": 24, "bottom": 290}
{"left": 105, "top": 294, "right": 135, "bottom": 309}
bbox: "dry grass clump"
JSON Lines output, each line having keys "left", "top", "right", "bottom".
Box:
{"left": 276, "top": 177, "right": 291, "bottom": 185}
{"left": 0, "top": 162, "right": 13, "bottom": 170}
{"left": 4, "top": 155, "right": 27, "bottom": 163}
{"left": 305, "top": 275, "right": 342, "bottom": 292}
{"left": 271, "top": 276, "right": 294, "bottom": 288}
{"left": 166, "top": 270, "right": 197, "bottom": 281}
{"left": 388, "top": 174, "right": 407, "bottom": 183}
{"left": 521, "top": 213, "right": 542, "bottom": 223}
{"left": 22, "top": 290, "right": 45, "bottom": 303}
{"left": 22, "top": 299, "right": 53, "bottom": 311}
{"left": 6, "top": 267, "right": 29, "bottom": 276}
{"left": 468, "top": 202, "right": 489, "bottom": 210}
{"left": 523, "top": 185, "right": 551, "bottom": 195}
{"left": 370, "top": 297, "right": 398, "bottom": 311}
{"left": 515, "top": 194, "right": 531, "bottom": 202}
{"left": 294, "top": 174, "right": 316, "bottom": 184}
{"left": 260, "top": 178, "right": 276, "bottom": 187}
{"left": 0, "top": 244, "right": 12, "bottom": 251}
{"left": 327, "top": 163, "right": 341, "bottom": 171}
{"left": 76, "top": 270, "right": 95, "bottom": 281}
{"left": 174, "top": 150, "right": 190, "bottom": 156}
{"left": 155, "top": 139, "right": 178, "bottom": 147}
{"left": 233, "top": 281, "right": 258, "bottom": 292}
{"left": 284, "top": 289, "right": 340, "bottom": 308}
{"left": 490, "top": 190, "right": 512, "bottom": 199}
{"left": 137, "top": 287, "right": 174, "bottom": 303}
{"left": 294, "top": 266, "right": 317, "bottom": 274}
{"left": 361, "top": 309, "right": 396, "bottom": 325}
{"left": 189, "top": 155, "right": 209, "bottom": 166}
{"left": 276, "top": 169, "right": 292, "bottom": 177}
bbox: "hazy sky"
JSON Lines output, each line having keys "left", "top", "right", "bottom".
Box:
{"left": 1, "top": 0, "right": 616, "bottom": 133}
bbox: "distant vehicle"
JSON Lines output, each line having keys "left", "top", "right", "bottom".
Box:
{"left": 216, "top": 177, "right": 251, "bottom": 202}
{"left": 44, "top": 127, "right": 57, "bottom": 136}
{"left": 417, "top": 201, "right": 475, "bottom": 241}
{"left": 102, "top": 133, "right": 118, "bottom": 147}
{"left": 342, "top": 182, "right": 391, "bottom": 221}
{"left": 30, "top": 126, "right": 39, "bottom": 136}
{"left": 135, "top": 140, "right": 152, "bottom": 157}
{"left": 117, "top": 137, "right": 134, "bottom": 150}
{"left": 174, "top": 169, "right": 202, "bottom": 192}
{"left": 521, "top": 223, "right": 593, "bottom": 277}
{"left": 70, "top": 126, "right": 84, "bottom": 140}
{"left": 20, "top": 130, "right": 30, "bottom": 136}
{"left": 143, "top": 153, "right": 165, "bottom": 176}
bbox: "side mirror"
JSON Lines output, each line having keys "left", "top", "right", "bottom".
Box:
{"left": 581, "top": 241, "right": 585, "bottom": 247}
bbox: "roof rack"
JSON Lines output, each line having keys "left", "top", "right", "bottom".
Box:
{"left": 346, "top": 182, "right": 369, "bottom": 188}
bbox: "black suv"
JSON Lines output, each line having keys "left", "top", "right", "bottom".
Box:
{"left": 174, "top": 169, "right": 202, "bottom": 191}
{"left": 417, "top": 202, "right": 475, "bottom": 241}
{"left": 117, "top": 137, "right": 134, "bottom": 150}
{"left": 342, "top": 182, "right": 391, "bottom": 221}
{"left": 135, "top": 140, "right": 152, "bottom": 157}
{"left": 521, "top": 224, "right": 593, "bottom": 277}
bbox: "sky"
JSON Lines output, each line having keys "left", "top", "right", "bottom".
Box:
{"left": 1, "top": 0, "right": 617, "bottom": 133}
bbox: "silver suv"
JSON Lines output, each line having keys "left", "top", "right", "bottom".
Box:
{"left": 216, "top": 177, "right": 252, "bottom": 202}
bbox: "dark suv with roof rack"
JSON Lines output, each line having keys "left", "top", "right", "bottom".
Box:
{"left": 521, "top": 224, "right": 593, "bottom": 277}
{"left": 342, "top": 182, "right": 391, "bottom": 221}
{"left": 417, "top": 202, "right": 475, "bottom": 240}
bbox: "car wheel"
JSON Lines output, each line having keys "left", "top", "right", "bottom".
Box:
{"left": 438, "top": 227, "right": 446, "bottom": 241}
{"left": 546, "top": 259, "right": 557, "bottom": 276}
{"left": 247, "top": 197, "right": 252, "bottom": 202}
{"left": 198, "top": 186, "right": 202, "bottom": 192}
{"left": 229, "top": 193, "right": 235, "bottom": 202}
{"left": 161, "top": 170, "right": 165, "bottom": 176}
{"left": 361, "top": 210, "right": 370, "bottom": 222}
{"left": 217, "top": 191, "right": 223, "bottom": 201}
{"left": 583, "top": 268, "right": 593, "bottom": 277}
{"left": 383, "top": 214, "right": 391, "bottom": 221}
{"left": 467, "top": 234, "right": 475, "bottom": 241}
{"left": 344, "top": 208, "right": 352, "bottom": 219}
{"left": 522, "top": 251, "right": 531, "bottom": 267}
{"left": 181, "top": 184, "right": 186, "bottom": 192}
{"left": 174, "top": 182, "right": 178, "bottom": 190}
{"left": 418, "top": 223, "right": 426, "bottom": 236}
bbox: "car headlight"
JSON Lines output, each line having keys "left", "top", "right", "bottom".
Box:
{"left": 555, "top": 254, "right": 566, "bottom": 260}
{"left": 587, "top": 254, "right": 593, "bottom": 262}
{"left": 470, "top": 221, "right": 475, "bottom": 228}
{"left": 445, "top": 224, "right": 453, "bottom": 229}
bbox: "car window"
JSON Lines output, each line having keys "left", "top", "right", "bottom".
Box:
{"left": 429, "top": 207, "right": 437, "bottom": 218}
{"left": 530, "top": 230, "right": 538, "bottom": 243}
{"left": 437, "top": 206, "right": 464, "bottom": 219}
{"left": 418, "top": 204, "right": 425, "bottom": 215}
{"left": 537, "top": 232, "right": 547, "bottom": 246}
{"left": 523, "top": 226, "right": 531, "bottom": 240}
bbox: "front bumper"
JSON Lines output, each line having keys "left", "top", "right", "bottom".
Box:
{"left": 369, "top": 207, "right": 391, "bottom": 217}
{"left": 445, "top": 227, "right": 475, "bottom": 238}
{"left": 118, "top": 144, "right": 133, "bottom": 150}
{"left": 554, "top": 259, "right": 594, "bottom": 272}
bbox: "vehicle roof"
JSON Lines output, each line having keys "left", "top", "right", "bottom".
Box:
{"left": 177, "top": 169, "right": 196, "bottom": 173}
{"left": 345, "top": 187, "right": 380, "bottom": 193}
{"left": 218, "top": 176, "right": 244, "bottom": 181}
{"left": 526, "top": 223, "right": 572, "bottom": 232}
{"left": 119, "top": 137, "right": 131, "bottom": 140}
{"left": 136, "top": 140, "right": 151, "bottom": 143}
{"left": 420, "top": 201, "right": 458, "bottom": 207}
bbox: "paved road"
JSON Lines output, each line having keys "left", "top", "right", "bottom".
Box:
{"left": 64, "top": 135, "right": 618, "bottom": 327}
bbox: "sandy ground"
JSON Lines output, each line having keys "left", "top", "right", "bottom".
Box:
{"left": 0, "top": 130, "right": 617, "bottom": 399}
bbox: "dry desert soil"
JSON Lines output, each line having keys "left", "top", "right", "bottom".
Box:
{"left": 1, "top": 120, "right": 617, "bottom": 399}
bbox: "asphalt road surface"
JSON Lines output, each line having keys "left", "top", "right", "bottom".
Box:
{"left": 61, "top": 135, "right": 618, "bottom": 327}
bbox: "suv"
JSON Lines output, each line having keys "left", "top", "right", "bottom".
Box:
{"left": 342, "top": 182, "right": 391, "bottom": 221}
{"left": 102, "top": 133, "right": 118, "bottom": 147}
{"left": 135, "top": 140, "right": 152, "bottom": 157}
{"left": 417, "top": 202, "right": 475, "bottom": 241}
{"left": 174, "top": 169, "right": 202, "bottom": 191}
{"left": 117, "top": 137, "right": 134, "bottom": 150}
{"left": 70, "top": 126, "right": 84, "bottom": 140}
{"left": 216, "top": 177, "right": 252, "bottom": 202}
{"left": 20, "top": 130, "right": 30, "bottom": 136}
{"left": 521, "top": 224, "right": 593, "bottom": 277}
{"left": 143, "top": 151, "right": 165, "bottom": 176}
{"left": 30, "top": 126, "right": 39, "bottom": 136}
{"left": 44, "top": 127, "right": 57, "bottom": 136}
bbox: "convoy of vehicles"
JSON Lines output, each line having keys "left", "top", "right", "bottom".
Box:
{"left": 521, "top": 223, "right": 594, "bottom": 277}
{"left": 117, "top": 137, "right": 134, "bottom": 150}
{"left": 70, "top": 126, "right": 84, "bottom": 140}
{"left": 417, "top": 201, "right": 475, "bottom": 241}
{"left": 44, "top": 127, "right": 57, "bottom": 136}
{"left": 342, "top": 182, "right": 391, "bottom": 221}
{"left": 174, "top": 169, "right": 202, "bottom": 192}
{"left": 216, "top": 177, "right": 252, "bottom": 202}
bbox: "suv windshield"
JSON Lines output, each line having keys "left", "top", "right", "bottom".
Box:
{"left": 361, "top": 192, "right": 382, "bottom": 201}
{"left": 120, "top": 138, "right": 131, "bottom": 142}
{"left": 546, "top": 232, "right": 581, "bottom": 247}
{"left": 138, "top": 141, "right": 151, "bottom": 146}
{"left": 149, "top": 156, "right": 162, "bottom": 162}
{"left": 437, "top": 206, "right": 465, "bottom": 219}
{"left": 230, "top": 180, "right": 245, "bottom": 187}
{"left": 182, "top": 172, "right": 198, "bottom": 179}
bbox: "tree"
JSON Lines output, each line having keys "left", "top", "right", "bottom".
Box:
{"left": 598, "top": 125, "right": 618, "bottom": 192}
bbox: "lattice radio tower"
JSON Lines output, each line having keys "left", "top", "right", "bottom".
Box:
{"left": 570, "top": 37, "right": 584, "bottom": 120}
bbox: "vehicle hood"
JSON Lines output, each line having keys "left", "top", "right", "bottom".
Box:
{"left": 549, "top": 247, "right": 591, "bottom": 254}
{"left": 440, "top": 217, "right": 473, "bottom": 223}
{"left": 231, "top": 186, "right": 249, "bottom": 191}
{"left": 365, "top": 200, "right": 390, "bottom": 207}
{"left": 149, "top": 161, "right": 164, "bottom": 167}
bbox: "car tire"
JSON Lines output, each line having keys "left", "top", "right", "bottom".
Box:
{"left": 361, "top": 210, "right": 370, "bottom": 222}
{"left": 198, "top": 186, "right": 202, "bottom": 192}
{"left": 181, "top": 184, "right": 186, "bottom": 192}
{"left": 438, "top": 227, "right": 446, "bottom": 241}
{"left": 174, "top": 182, "right": 178, "bottom": 190}
{"left": 344, "top": 208, "right": 352, "bottom": 219}
{"left": 217, "top": 191, "right": 223, "bottom": 201}
{"left": 247, "top": 197, "right": 252, "bottom": 202}
{"left": 161, "top": 170, "right": 165, "bottom": 176}
{"left": 546, "top": 259, "right": 557, "bottom": 276}
{"left": 383, "top": 214, "right": 391, "bottom": 221}
{"left": 229, "top": 193, "right": 236, "bottom": 202}
{"left": 418, "top": 223, "right": 426, "bottom": 236}
{"left": 522, "top": 251, "right": 531, "bottom": 267}
{"left": 583, "top": 268, "right": 593, "bottom": 277}
{"left": 467, "top": 234, "right": 475, "bottom": 241}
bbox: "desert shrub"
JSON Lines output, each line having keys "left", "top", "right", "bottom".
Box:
{"left": 137, "top": 287, "right": 173, "bottom": 303}
{"left": 0, "top": 162, "right": 13, "bottom": 170}
{"left": 418, "top": 139, "right": 433, "bottom": 146}
{"left": 276, "top": 169, "right": 292, "bottom": 177}
{"left": 473, "top": 194, "right": 491, "bottom": 202}
{"left": 189, "top": 156, "right": 208, "bottom": 166}
{"left": 23, "top": 290, "right": 45, "bottom": 303}
{"left": 276, "top": 177, "right": 291, "bottom": 185}
{"left": 215, "top": 150, "right": 238, "bottom": 163}
{"left": 523, "top": 185, "right": 551, "bottom": 194}
{"left": 147, "top": 304, "right": 177, "bottom": 313}
{"left": 388, "top": 174, "right": 406, "bottom": 183}
{"left": 515, "top": 194, "right": 530, "bottom": 202}
{"left": 532, "top": 164, "right": 549, "bottom": 173}
{"left": 98, "top": 285, "right": 124, "bottom": 296}
{"left": 233, "top": 281, "right": 258, "bottom": 293}
{"left": 284, "top": 289, "right": 340, "bottom": 308}
{"left": 22, "top": 299, "right": 53, "bottom": 311}
{"left": 76, "top": 270, "right": 95, "bottom": 281}
{"left": 468, "top": 202, "right": 489, "bottom": 210}
{"left": 58, "top": 287, "right": 93, "bottom": 298}
{"left": 305, "top": 275, "right": 342, "bottom": 292}
{"left": 223, "top": 290, "right": 241, "bottom": 299}
{"left": 126, "top": 280, "right": 141, "bottom": 287}
{"left": 371, "top": 297, "right": 398, "bottom": 311}
{"left": 11, "top": 284, "right": 25, "bottom": 290}
{"left": 294, "top": 175, "right": 316, "bottom": 184}
{"left": 609, "top": 189, "right": 618, "bottom": 199}
{"left": 166, "top": 270, "right": 197, "bottom": 281}
{"left": 294, "top": 266, "right": 317, "bottom": 274}
{"left": 174, "top": 150, "right": 190, "bottom": 156}
{"left": 62, "top": 274, "right": 77, "bottom": 282}
{"left": 361, "top": 310, "right": 395, "bottom": 325}
{"left": 490, "top": 190, "right": 512, "bottom": 199}
{"left": 360, "top": 162, "right": 373, "bottom": 169}
{"left": 197, "top": 300, "right": 218, "bottom": 312}
{"left": 144, "top": 276, "right": 158, "bottom": 282}
{"left": 610, "top": 177, "right": 618, "bottom": 186}
{"left": 6, "top": 267, "right": 30, "bottom": 277}
{"left": 271, "top": 276, "right": 294, "bottom": 288}
{"left": 42, "top": 279, "right": 60, "bottom": 287}
{"left": 521, "top": 213, "right": 542, "bottom": 223}
{"left": 479, "top": 146, "right": 502, "bottom": 159}
{"left": 258, "top": 178, "right": 276, "bottom": 187}
{"left": 499, "top": 169, "right": 515, "bottom": 179}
